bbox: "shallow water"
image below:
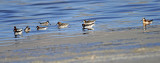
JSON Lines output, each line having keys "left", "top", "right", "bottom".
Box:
{"left": 0, "top": 0, "right": 160, "bottom": 63}
{"left": 0, "top": 0, "right": 160, "bottom": 42}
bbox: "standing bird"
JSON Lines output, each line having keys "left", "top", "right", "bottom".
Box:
{"left": 142, "top": 18, "right": 153, "bottom": 31}
{"left": 40, "top": 21, "right": 51, "bottom": 26}
{"left": 13, "top": 26, "right": 22, "bottom": 37}
{"left": 57, "top": 22, "right": 69, "bottom": 28}
{"left": 24, "top": 26, "right": 31, "bottom": 33}
{"left": 83, "top": 20, "right": 96, "bottom": 24}
{"left": 36, "top": 26, "right": 48, "bottom": 30}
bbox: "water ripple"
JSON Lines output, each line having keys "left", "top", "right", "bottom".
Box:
{"left": 117, "top": 3, "right": 153, "bottom": 8}
{"left": 0, "top": 10, "right": 18, "bottom": 13}
{"left": 30, "top": 1, "right": 84, "bottom": 6}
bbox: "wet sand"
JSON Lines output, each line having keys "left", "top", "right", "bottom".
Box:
{"left": 0, "top": 25, "right": 160, "bottom": 63}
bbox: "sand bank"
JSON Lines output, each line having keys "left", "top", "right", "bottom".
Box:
{"left": 0, "top": 25, "right": 160, "bottom": 63}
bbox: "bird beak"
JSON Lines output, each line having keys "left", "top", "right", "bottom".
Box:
{"left": 140, "top": 20, "right": 143, "bottom": 23}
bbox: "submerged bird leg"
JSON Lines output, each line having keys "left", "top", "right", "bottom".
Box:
{"left": 15, "top": 35, "right": 17, "bottom": 38}
{"left": 143, "top": 24, "right": 147, "bottom": 31}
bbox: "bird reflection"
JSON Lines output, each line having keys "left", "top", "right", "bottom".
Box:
{"left": 82, "top": 23, "right": 94, "bottom": 31}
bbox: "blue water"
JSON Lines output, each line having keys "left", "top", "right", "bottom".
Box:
{"left": 0, "top": 0, "right": 160, "bottom": 41}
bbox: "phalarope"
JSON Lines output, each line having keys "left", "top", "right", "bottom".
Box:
{"left": 82, "top": 24, "right": 94, "bottom": 30}
{"left": 40, "top": 21, "right": 51, "bottom": 26}
{"left": 142, "top": 18, "right": 153, "bottom": 31}
{"left": 57, "top": 22, "right": 69, "bottom": 28}
{"left": 83, "top": 20, "right": 96, "bottom": 24}
{"left": 13, "top": 26, "right": 22, "bottom": 36}
{"left": 142, "top": 18, "right": 153, "bottom": 25}
{"left": 36, "top": 26, "right": 48, "bottom": 30}
{"left": 24, "top": 26, "right": 31, "bottom": 33}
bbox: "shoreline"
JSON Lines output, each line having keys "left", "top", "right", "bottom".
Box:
{"left": 0, "top": 25, "right": 160, "bottom": 63}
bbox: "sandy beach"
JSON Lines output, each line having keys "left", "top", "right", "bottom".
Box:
{"left": 0, "top": 25, "right": 160, "bottom": 63}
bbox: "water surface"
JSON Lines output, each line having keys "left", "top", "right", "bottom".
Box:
{"left": 0, "top": 0, "right": 160, "bottom": 42}
{"left": 0, "top": 0, "right": 160, "bottom": 62}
